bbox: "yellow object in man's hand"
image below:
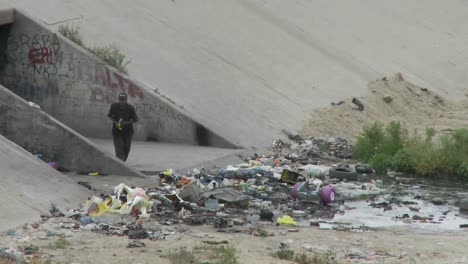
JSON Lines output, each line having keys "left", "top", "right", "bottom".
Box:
{"left": 116, "top": 119, "right": 124, "bottom": 130}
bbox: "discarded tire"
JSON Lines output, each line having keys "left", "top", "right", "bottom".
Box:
{"left": 319, "top": 185, "right": 336, "bottom": 205}
{"left": 328, "top": 167, "right": 358, "bottom": 181}
{"left": 355, "top": 164, "right": 373, "bottom": 174}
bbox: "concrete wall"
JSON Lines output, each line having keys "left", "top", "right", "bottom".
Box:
{"left": 0, "top": 10, "right": 237, "bottom": 148}
{"left": 0, "top": 84, "right": 145, "bottom": 177}
{"left": 0, "top": 134, "right": 91, "bottom": 230}
{"left": 0, "top": 8, "right": 14, "bottom": 26}
{"left": 0, "top": 1, "right": 467, "bottom": 150}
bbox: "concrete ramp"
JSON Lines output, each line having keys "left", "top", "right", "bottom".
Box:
{"left": 0, "top": 84, "right": 145, "bottom": 177}
{"left": 91, "top": 139, "right": 246, "bottom": 175}
{"left": 0, "top": 135, "right": 91, "bottom": 231}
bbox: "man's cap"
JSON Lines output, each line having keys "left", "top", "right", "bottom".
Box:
{"left": 118, "top": 93, "right": 128, "bottom": 100}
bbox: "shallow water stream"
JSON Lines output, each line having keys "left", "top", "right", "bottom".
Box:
{"left": 317, "top": 176, "right": 468, "bottom": 231}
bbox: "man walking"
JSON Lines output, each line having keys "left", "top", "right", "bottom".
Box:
{"left": 107, "top": 93, "right": 139, "bottom": 161}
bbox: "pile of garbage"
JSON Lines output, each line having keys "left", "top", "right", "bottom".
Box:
{"left": 66, "top": 135, "right": 382, "bottom": 236}
{"left": 272, "top": 133, "right": 352, "bottom": 161}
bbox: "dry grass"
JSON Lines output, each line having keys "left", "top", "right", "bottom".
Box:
{"left": 58, "top": 24, "right": 83, "bottom": 46}
{"left": 274, "top": 249, "right": 339, "bottom": 264}
{"left": 165, "top": 244, "right": 238, "bottom": 264}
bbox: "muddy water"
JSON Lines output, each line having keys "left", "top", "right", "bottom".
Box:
{"left": 318, "top": 176, "right": 468, "bottom": 231}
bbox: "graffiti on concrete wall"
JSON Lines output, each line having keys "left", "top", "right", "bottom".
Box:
{"left": 77, "top": 62, "right": 145, "bottom": 103}
{"left": 5, "top": 33, "right": 145, "bottom": 103}
{"left": 2, "top": 31, "right": 191, "bottom": 139}
{"left": 7, "top": 33, "right": 62, "bottom": 78}
{"left": 136, "top": 102, "right": 186, "bottom": 129}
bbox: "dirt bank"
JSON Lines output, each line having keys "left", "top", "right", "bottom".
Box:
{"left": 300, "top": 73, "right": 468, "bottom": 141}
{"left": 1, "top": 218, "right": 467, "bottom": 264}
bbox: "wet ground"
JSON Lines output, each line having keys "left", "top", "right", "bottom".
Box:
{"left": 309, "top": 175, "right": 468, "bottom": 232}
{"left": 2, "top": 173, "right": 468, "bottom": 264}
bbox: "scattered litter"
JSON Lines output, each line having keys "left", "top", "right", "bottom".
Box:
{"left": 26, "top": 130, "right": 464, "bottom": 262}
{"left": 3, "top": 230, "right": 16, "bottom": 236}
{"left": 277, "top": 215, "right": 297, "bottom": 225}
{"left": 127, "top": 240, "right": 146, "bottom": 248}
{"left": 28, "top": 101, "right": 40, "bottom": 109}
{"left": 249, "top": 227, "right": 274, "bottom": 237}
{"left": 201, "top": 188, "right": 250, "bottom": 208}
{"left": 352, "top": 97, "right": 364, "bottom": 111}
{"left": 47, "top": 162, "right": 57, "bottom": 169}
{"left": 127, "top": 229, "right": 149, "bottom": 239}
{"left": 202, "top": 240, "right": 229, "bottom": 245}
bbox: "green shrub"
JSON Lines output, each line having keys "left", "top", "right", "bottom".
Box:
{"left": 275, "top": 249, "right": 295, "bottom": 260}
{"left": 352, "top": 122, "right": 385, "bottom": 161}
{"left": 58, "top": 24, "right": 83, "bottom": 46}
{"left": 274, "top": 250, "right": 339, "bottom": 264}
{"left": 369, "top": 153, "right": 392, "bottom": 174}
{"left": 457, "top": 161, "right": 468, "bottom": 179}
{"left": 353, "top": 122, "right": 468, "bottom": 179}
{"left": 211, "top": 245, "right": 238, "bottom": 264}
{"left": 165, "top": 244, "right": 238, "bottom": 264}
{"left": 49, "top": 234, "right": 70, "bottom": 249}
{"left": 166, "top": 247, "right": 196, "bottom": 264}
{"left": 89, "top": 44, "right": 131, "bottom": 73}
{"left": 409, "top": 142, "right": 444, "bottom": 176}
{"left": 391, "top": 148, "right": 414, "bottom": 174}
{"left": 381, "top": 121, "right": 407, "bottom": 156}
{"left": 352, "top": 121, "right": 407, "bottom": 161}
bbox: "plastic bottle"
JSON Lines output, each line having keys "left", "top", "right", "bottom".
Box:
{"left": 247, "top": 212, "right": 260, "bottom": 224}
{"left": 116, "top": 118, "right": 124, "bottom": 130}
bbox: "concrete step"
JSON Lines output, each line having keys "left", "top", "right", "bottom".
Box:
{"left": 90, "top": 138, "right": 247, "bottom": 175}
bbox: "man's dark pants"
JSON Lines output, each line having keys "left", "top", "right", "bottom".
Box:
{"left": 113, "top": 132, "right": 133, "bottom": 161}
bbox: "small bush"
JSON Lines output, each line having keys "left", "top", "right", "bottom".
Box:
{"left": 382, "top": 121, "right": 407, "bottom": 155}
{"left": 57, "top": 24, "right": 131, "bottom": 73}
{"left": 210, "top": 245, "right": 238, "bottom": 264}
{"left": 457, "top": 161, "right": 468, "bottom": 179}
{"left": 165, "top": 244, "right": 238, "bottom": 264}
{"left": 353, "top": 121, "right": 468, "bottom": 179}
{"left": 274, "top": 250, "right": 338, "bottom": 264}
{"left": 58, "top": 24, "right": 83, "bottom": 46}
{"left": 49, "top": 234, "right": 70, "bottom": 249}
{"left": 275, "top": 249, "right": 295, "bottom": 260}
{"left": 391, "top": 148, "right": 414, "bottom": 173}
{"left": 89, "top": 45, "right": 131, "bottom": 73}
{"left": 352, "top": 122, "right": 385, "bottom": 161}
{"left": 369, "top": 153, "right": 392, "bottom": 174}
{"left": 166, "top": 247, "right": 197, "bottom": 264}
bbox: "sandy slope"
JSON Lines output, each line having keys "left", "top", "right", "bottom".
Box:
{"left": 301, "top": 73, "right": 468, "bottom": 141}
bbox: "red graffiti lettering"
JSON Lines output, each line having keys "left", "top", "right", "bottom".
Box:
{"left": 129, "top": 82, "right": 144, "bottom": 99}
{"left": 28, "top": 47, "right": 52, "bottom": 64}
{"left": 76, "top": 63, "right": 144, "bottom": 100}
{"left": 104, "top": 69, "right": 144, "bottom": 99}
